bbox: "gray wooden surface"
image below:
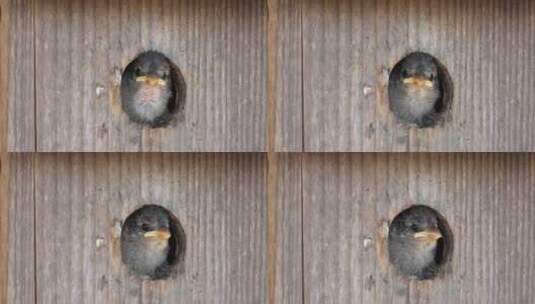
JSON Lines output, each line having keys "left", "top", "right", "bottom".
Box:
{"left": 7, "top": 154, "right": 34, "bottom": 304}
{"left": 7, "top": 0, "right": 535, "bottom": 152}
{"left": 7, "top": 153, "right": 535, "bottom": 303}
{"left": 0, "top": 0, "right": 10, "bottom": 301}
{"left": 33, "top": 153, "right": 272, "bottom": 303}
{"left": 35, "top": 0, "right": 266, "bottom": 152}
{"left": 273, "top": 154, "right": 303, "bottom": 304}
{"left": 303, "top": 153, "right": 535, "bottom": 304}
{"left": 7, "top": 0, "right": 35, "bottom": 152}
{"left": 6, "top": 152, "right": 305, "bottom": 304}
{"left": 273, "top": 0, "right": 303, "bottom": 152}
{"left": 303, "top": 0, "right": 535, "bottom": 152}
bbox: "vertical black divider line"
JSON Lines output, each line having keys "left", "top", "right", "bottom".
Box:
{"left": 266, "top": 0, "right": 279, "bottom": 303}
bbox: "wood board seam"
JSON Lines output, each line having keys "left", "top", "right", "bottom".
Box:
{"left": 266, "top": 0, "right": 279, "bottom": 303}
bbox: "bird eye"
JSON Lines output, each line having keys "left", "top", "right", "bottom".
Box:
{"left": 410, "top": 224, "right": 419, "bottom": 232}
{"left": 134, "top": 67, "right": 142, "bottom": 76}
{"left": 401, "top": 69, "right": 410, "bottom": 78}
{"left": 429, "top": 74, "right": 436, "bottom": 81}
{"left": 141, "top": 223, "right": 151, "bottom": 232}
{"left": 161, "top": 72, "right": 168, "bottom": 80}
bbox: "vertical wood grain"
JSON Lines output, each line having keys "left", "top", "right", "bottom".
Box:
{"left": 35, "top": 153, "right": 271, "bottom": 303}
{"left": 0, "top": 0, "right": 10, "bottom": 301}
{"left": 7, "top": 154, "right": 35, "bottom": 304}
{"left": 35, "top": 0, "right": 266, "bottom": 152}
{"left": 7, "top": 0, "right": 35, "bottom": 152}
{"left": 274, "top": 154, "right": 303, "bottom": 304}
{"left": 274, "top": 0, "right": 303, "bottom": 151}
{"left": 303, "top": 153, "right": 535, "bottom": 303}
{"left": 0, "top": 152, "right": 8, "bottom": 304}
{"left": 303, "top": 0, "right": 535, "bottom": 152}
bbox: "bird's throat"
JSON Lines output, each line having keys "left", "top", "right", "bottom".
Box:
{"left": 137, "top": 85, "right": 165, "bottom": 104}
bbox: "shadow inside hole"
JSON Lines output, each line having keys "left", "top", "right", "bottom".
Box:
{"left": 388, "top": 52, "right": 454, "bottom": 128}
{"left": 387, "top": 205, "right": 453, "bottom": 281}
{"left": 120, "top": 204, "right": 186, "bottom": 280}
{"left": 120, "top": 51, "right": 186, "bottom": 128}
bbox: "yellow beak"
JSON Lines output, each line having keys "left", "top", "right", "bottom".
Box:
{"left": 144, "top": 228, "right": 171, "bottom": 240}
{"left": 414, "top": 228, "right": 442, "bottom": 242}
{"left": 403, "top": 76, "right": 433, "bottom": 88}
{"left": 136, "top": 75, "right": 167, "bottom": 87}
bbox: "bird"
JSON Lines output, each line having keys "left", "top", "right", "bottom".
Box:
{"left": 120, "top": 51, "right": 178, "bottom": 127}
{"left": 388, "top": 52, "right": 443, "bottom": 128}
{"left": 121, "top": 205, "right": 178, "bottom": 280}
{"left": 388, "top": 205, "right": 445, "bottom": 280}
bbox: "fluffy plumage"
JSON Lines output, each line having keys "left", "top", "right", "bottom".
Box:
{"left": 121, "top": 205, "right": 175, "bottom": 280}
{"left": 388, "top": 52, "right": 443, "bottom": 128}
{"left": 388, "top": 206, "right": 444, "bottom": 280}
{"left": 121, "top": 51, "right": 178, "bottom": 127}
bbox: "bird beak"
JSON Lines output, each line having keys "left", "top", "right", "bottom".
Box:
{"left": 414, "top": 228, "right": 442, "bottom": 242}
{"left": 403, "top": 76, "right": 433, "bottom": 88}
{"left": 136, "top": 75, "right": 167, "bottom": 87}
{"left": 144, "top": 228, "right": 171, "bottom": 240}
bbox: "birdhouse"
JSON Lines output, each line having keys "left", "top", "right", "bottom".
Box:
{"left": 1, "top": 0, "right": 534, "bottom": 303}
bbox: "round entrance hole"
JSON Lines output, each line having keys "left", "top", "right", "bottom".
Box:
{"left": 388, "top": 52, "right": 453, "bottom": 128}
{"left": 388, "top": 205, "right": 453, "bottom": 280}
{"left": 120, "top": 51, "right": 186, "bottom": 128}
{"left": 120, "top": 204, "right": 186, "bottom": 280}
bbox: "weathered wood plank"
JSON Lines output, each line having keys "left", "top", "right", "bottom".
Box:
{"left": 273, "top": 0, "right": 303, "bottom": 151}
{"left": 34, "top": 153, "right": 273, "bottom": 303}
{"left": 7, "top": 154, "right": 35, "bottom": 304}
{"left": 274, "top": 154, "right": 303, "bottom": 304}
{"left": 0, "top": 0, "right": 10, "bottom": 300}
{"left": 35, "top": 0, "right": 266, "bottom": 152}
{"left": 7, "top": 0, "right": 35, "bottom": 152}
{"left": 303, "top": 153, "right": 535, "bottom": 303}
{"left": 303, "top": 0, "right": 535, "bottom": 151}
{"left": 0, "top": 152, "right": 7, "bottom": 304}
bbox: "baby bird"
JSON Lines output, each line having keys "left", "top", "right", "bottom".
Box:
{"left": 121, "top": 51, "right": 177, "bottom": 127}
{"left": 121, "top": 205, "right": 174, "bottom": 280}
{"left": 388, "top": 52, "right": 443, "bottom": 128}
{"left": 388, "top": 206, "right": 444, "bottom": 280}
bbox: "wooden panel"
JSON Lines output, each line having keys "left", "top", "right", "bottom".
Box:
{"left": 34, "top": 153, "right": 279, "bottom": 303}
{"left": 7, "top": 154, "right": 35, "bottom": 303}
{"left": 273, "top": 154, "right": 303, "bottom": 304}
{"left": 303, "top": 0, "right": 535, "bottom": 152}
{"left": 273, "top": 0, "right": 303, "bottom": 151}
{"left": 0, "top": 0, "right": 10, "bottom": 300}
{"left": 303, "top": 153, "right": 535, "bottom": 303}
{"left": 0, "top": 151, "right": 7, "bottom": 304}
{"left": 7, "top": 0, "right": 35, "bottom": 152}
{"left": 35, "top": 0, "right": 266, "bottom": 152}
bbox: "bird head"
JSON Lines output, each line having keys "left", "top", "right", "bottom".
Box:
{"left": 131, "top": 51, "right": 172, "bottom": 94}
{"left": 400, "top": 53, "right": 439, "bottom": 92}
{"left": 123, "top": 205, "right": 172, "bottom": 245}
{"left": 392, "top": 206, "right": 443, "bottom": 247}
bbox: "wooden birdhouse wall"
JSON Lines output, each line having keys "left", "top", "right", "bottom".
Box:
{"left": 6, "top": 153, "right": 303, "bottom": 303}
{"left": 2, "top": 0, "right": 535, "bottom": 303}
{"left": 299, "top": 0, "right": 535, "bottom": 152}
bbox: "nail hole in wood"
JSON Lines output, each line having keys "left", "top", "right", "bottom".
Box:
{"left": 388, "top": 205, "right": 453, "bottom": 280}
{"left": 120, "top": 51, "right": 186, "bottom": 128}
{"left": 120, "top": 204, "right": 186, "bottom": 280}
{"left": 388, "top": 52, "right": 453, "bottom": 128}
